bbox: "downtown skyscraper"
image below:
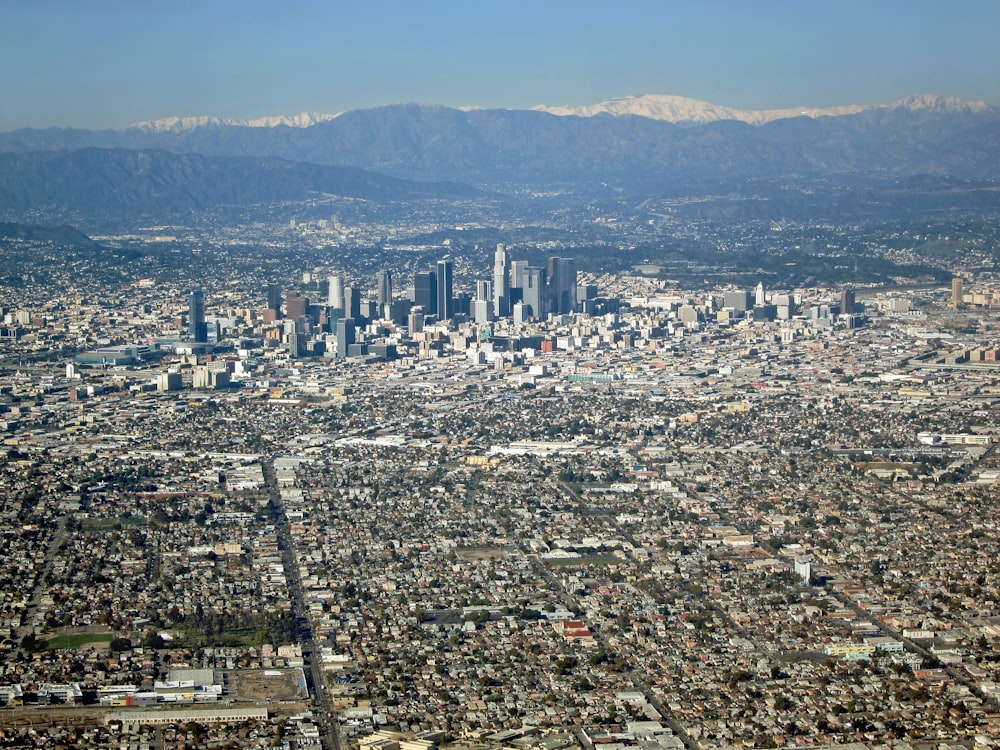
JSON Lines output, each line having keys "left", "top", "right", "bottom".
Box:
{"left": 376, "top": 270, "right": 393, "bottom": 308}
{"left": 493, "top": 243, "right": 511, "bottom": 318}
{"left": 189, "top": 290, "right": 207, "bottom": 343}
{"left": 413, "top": 269, "right": 438, "bottom": 316}
{"left": 547, "top": 257, "right": 577, "bottom": 315}
{"left": 436, "top": 259, "right": 454, "bottom": 321}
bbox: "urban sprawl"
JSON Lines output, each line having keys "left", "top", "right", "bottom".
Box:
{"left": 1, "top": 229, "right": 999, "bottom": 750}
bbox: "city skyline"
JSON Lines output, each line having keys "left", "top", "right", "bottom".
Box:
{"left": 2, "top": 0, "right": 998, "bottom": 132}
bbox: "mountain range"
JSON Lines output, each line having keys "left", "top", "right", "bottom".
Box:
{"left": 1, "top": 94, "right": 998, "bottom": 224}
{"left": 0, "top": 148, "right": 479, "bottom": 222}
{"left": 531, "top": 93, "right": 995, "bottom": 125}
{"left": 112, "top": 93, "right": 999, "bottom": 131}
{"left": 127, "top": 112, "right": 344, "bottom": 133}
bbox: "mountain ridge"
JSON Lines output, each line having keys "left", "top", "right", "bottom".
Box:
{"left": 532, "top": 93, "right": 996, "bottom": 125}
{"left": 10, "top": 93, "right": 987, "bottom": 137}
{"left": 127, "top": 111, "right": 344, "bottom": 133}
{"left": 0, "top": 148, "right": 483, "bottom": 224}
{"left": 112, "top": 94, "right": 1000, "bottom": 134}
{"left": 1, "top": 94, "right": 998, "bottom": 222}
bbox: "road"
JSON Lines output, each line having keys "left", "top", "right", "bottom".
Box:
{"left": 521, "top": 479, "right": 702, "bottom": 750}
{"left": 261, "top": 456, "right": 343, "bottom": 750}
{"left": 17, "top": 514, "right": 69, "bottom": 643}
{"left": 526, "top": 547, "right": 702, "bottom": 750}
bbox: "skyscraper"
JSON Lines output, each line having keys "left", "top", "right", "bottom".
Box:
{"left": 413, "top": 270, "right": 437, "bottom": 316}
{"left": 841, "top": 287, "right": 856, "bottom": 315}
{"left": 436, "top": 259, "right": 454, "bottom": 321}
{"left": 952, "top": 277, "right": 964, "bottom": 309}
{"left": 189, "top": 290, "right": 207, "bottom": 343}
{"left": 493, "top": 244, "right": 511, "bottom": 318}
{"left": 473, "top": 298, "right": 492, "bottom": 324}
{"left": 286, "top": 291, "right": 308, "bottom": 322}
{"left": 547, "top": 257, "right": 577, "bottom": 315}
{"left": 509, "top": 259, "right": 528, "bottom": 307}
{"left": 376, "top": 270, "right": 393, "bottom": 308}
{"left": 343, "top": 285, "right": 361, "bottom": 321}
{"left": 266, "top": 283, "right": 283, "bottom": 317}
{"left": 474, "top": 279, "right": 493, "bottom": 323}
{"left": 510, "top": 260, "right": 528, "bottom": 289}
{"left": 335, "top": 318, "right": 356, "bottom": 359}
{"left": 522, "top": 266, "right": 546, "bottom": 320}
{"left": 285, "top": 319, "right": 304, "bottom": 357}
{"left": 755, "top": 281, "right": 766, "bottom": 307}
{"left": 327, "top": 275, "right": 344, "bottom": 332}
{"left": 327, "top": 275, "right": 344, "bottom": 311}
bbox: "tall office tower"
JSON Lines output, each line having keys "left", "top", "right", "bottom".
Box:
{"left": 755, "top": 281, "right": 766, "bottom": 306}
{"left": 335, "top": 318, "right": 356, "bottom": 358}
{"left": 376, "top": 270, "right": 393, "bottom": 308}
{"left": 285, "top": 319, "right": 304, "bottom": 358}
{"left": 473, "top": 298, "right": 492, "bottom": 324}
{"left": 509, "top": 259, "right": 528, "bottom": 306}
{"left": 326, "top": 275, "right": 344, "bottom": 332}
{"left": 951, "top": 277, "right": 964, "bottom": 308}
{"left": 510, "top": 260, "right": 528, "bottom": 289}
{"left": 189, "top": 290, "right": 207, "bottom": 343}
{"left": 408, "top": 309, "right": 424, "bottom": 333}
{"left": 522, "top": 266, "right": 547, "bottom": 320}
{"left": 547, "top": 257, "right": 577, "bottom": 315}
{"left": 475, "top": 279, "right": 493, "bottom": 323}
{"left": 841, "top": 287, "right": 856, "bottom": 315}
{"left": 343, "top": 286, "right": 361, "bottom": 321}
{"left": 436, "top": 259, "right": 454, "bottom": 321}
{"left": 413, "top": 270, "right": 438, "bottom": 316}
{"left": 389, "top": 299, "right": 412, "bottom": 326}
{"left": 285, "top": 291, "right": 308, "bottom": 322}
{"left": 493, "top": 243, "right": 511, "bottom": 317}
{"left": 327, "top": 275, "right": 344, "bottom": 311}
{"left": 266, "top": 283, "right": 283, "bottom": 317}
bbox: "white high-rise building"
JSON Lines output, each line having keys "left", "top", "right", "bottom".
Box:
{"left": 473, "top": 298, "right": 493, "bottom": 324}
{"left": 493, "top": 244, "right": 511, "bottom": 318}
{"left": 794, "top": 558, "right": 811, "bottom": 584}
{"left": 755, "top": 281, "right": 766, "bottom": 306}
{"left": 328, "top": 275, "right": 344, "bottom": 311}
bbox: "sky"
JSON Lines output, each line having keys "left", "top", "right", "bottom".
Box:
{"left": 1, "top": 0, "right": 998, "bottom": 131}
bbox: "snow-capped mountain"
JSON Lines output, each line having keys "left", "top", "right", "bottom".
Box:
{"left": 531, "top": 93, "right": 994, "bottom": 125}
{"left": 128, "top": 111, "right": 341, "bottom": 133}
{"left": 885, "top": 94, "right": 995, "bottom": 114}
{"left": 115, "top": 95, "right": 997, "bottom": 133}
{"left": 243, "top": 112, "right": 343, "bottom": 128}
{"left": 2, "top": 93, "right": 997, "bottom": 193}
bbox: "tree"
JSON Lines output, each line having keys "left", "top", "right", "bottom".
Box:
{"left": 110, "top": 637, "right": 133, "bottom": 652}
{"left": 20, "top": 632, "right": 42, "bottom": 653}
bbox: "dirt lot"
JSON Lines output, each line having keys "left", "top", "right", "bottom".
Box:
{"left": 227, "top": 668, "right": 308, "bottom": 703}
{"left": 455, "top": 547, "right": 509, "bottom": 560}
{"left": 0, "top": 704, "right": 109, "bottom": 727}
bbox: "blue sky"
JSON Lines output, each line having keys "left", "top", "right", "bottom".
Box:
{"left": 2, "top": 0, "right": 998, "bottom": 131}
